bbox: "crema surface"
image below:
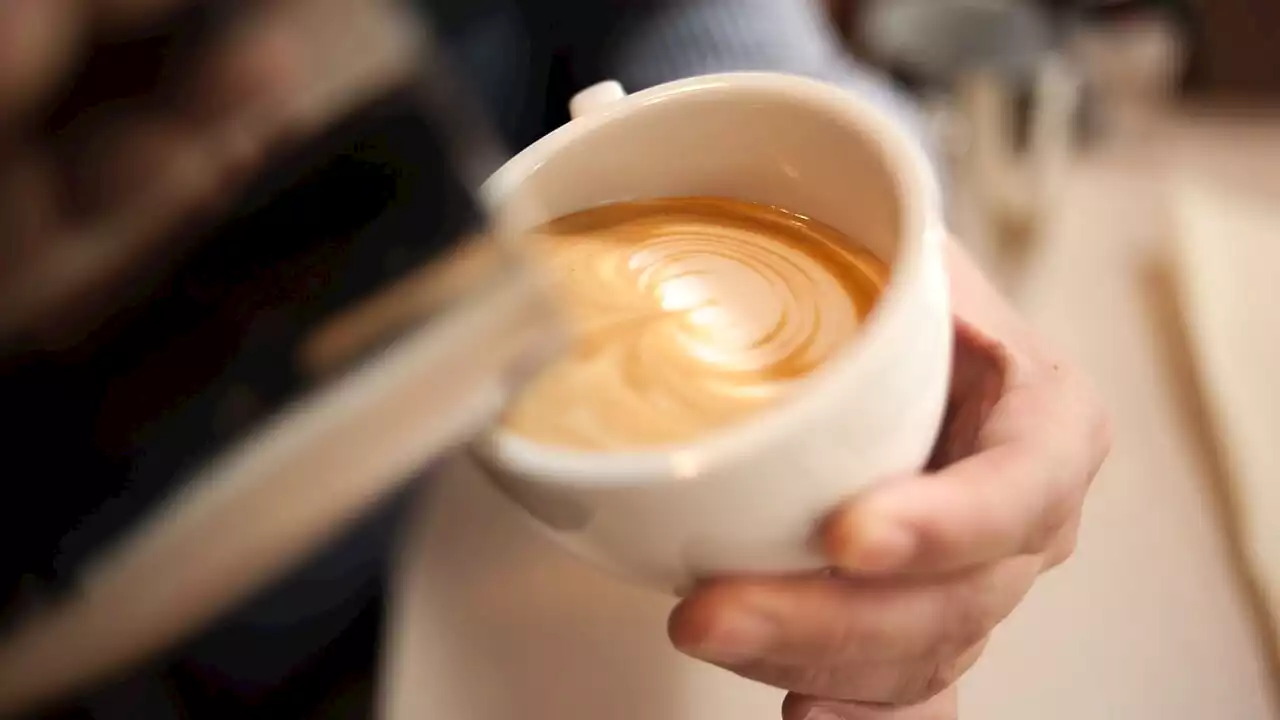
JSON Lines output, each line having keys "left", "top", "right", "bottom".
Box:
{"left": 501, "top": 197, "right": 888, "bottom": 450}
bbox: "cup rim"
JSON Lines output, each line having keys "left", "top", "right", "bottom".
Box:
{"left": 477, "top": 71, "right": 943, "bottom": 486}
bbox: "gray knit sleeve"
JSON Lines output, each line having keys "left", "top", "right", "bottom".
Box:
{"left": 597, "top": 0, "right": 934, "bottom": 157}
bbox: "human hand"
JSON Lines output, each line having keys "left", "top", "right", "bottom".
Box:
{"left": 0, "top": 0, "right": 417, "bottom": 346}
{"left": 667, "top": 240, "right": 1112, "bottom": 719}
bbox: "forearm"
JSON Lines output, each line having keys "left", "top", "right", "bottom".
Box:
{"left": 597, "top": 0, "right": 933, "bottom": 155}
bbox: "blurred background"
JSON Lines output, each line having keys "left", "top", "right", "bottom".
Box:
{"left": 826, "top": 1, "right": 1280, "bottom": 718}
{"left": 5, "top": 1, "right": 1279, "bottom": 718}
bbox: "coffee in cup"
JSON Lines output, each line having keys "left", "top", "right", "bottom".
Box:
{"left": 501, "top": 196, "right": 889, "bottom": 451}
{"left": 475, "top": 74, "right": 951, "bottom": 592}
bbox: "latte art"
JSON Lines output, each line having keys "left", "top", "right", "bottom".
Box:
{"left": 501, "top": 197, "right": 889, "bottom": 450}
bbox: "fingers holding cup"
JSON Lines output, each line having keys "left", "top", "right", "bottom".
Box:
{"left": 669, "top": 557, "right": 1038, "bottom": 705}
{"left": 823, "top": 332, "right": 1110, "bottom": 576}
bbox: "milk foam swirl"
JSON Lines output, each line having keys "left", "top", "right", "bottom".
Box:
{"left": 501, "top": 197, "right": 888, "bottom": 450}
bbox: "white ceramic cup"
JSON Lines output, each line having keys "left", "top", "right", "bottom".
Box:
{"left": 475, "top": 72, "right": 952, "bottom": 593}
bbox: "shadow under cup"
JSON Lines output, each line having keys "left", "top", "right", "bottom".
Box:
{"left": 475, "top": 74, "right": 950, "bottom": 593}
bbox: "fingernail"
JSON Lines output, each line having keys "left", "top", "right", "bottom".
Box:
{"left": 685, "top": 607, "right": 775, "bottom": 664}
{"left": 804, "top": 706, "right": 846, "bottom": 720}
{"left": 833, "top": 512, "right": 916, "bottom": 573}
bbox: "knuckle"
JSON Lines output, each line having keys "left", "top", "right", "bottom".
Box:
{"left": 1065, "top": 371, "right": 1113, "bottom": 481}
{"left": 843, "top": 611, "right": 903, "bottom": 660}
{"left": 892, "top": 636, "right": 990, "bottom": 706}
{"left": 891, "top": 656, "right": 965, "bottom": 706}
{"left": 1024, "top": 376, "right": 1109, "bottom": 557}
{"left": 820, "top": 596, "right": 896, "bottom": 664}
{"left": 1043, "top": 520, "right": 1081, "bottom": 570}
{"left": 937, "top": 562, "right": 1036, "bottom": 653}
{"left": 939, "top": 582, "right": 997, "bottom": 650}
{"left": 923, "top": 658, "right": 966, "bottom": 699}
{"left": 1030, "top": 478, "right": 1081, "bottom": 552}
{"left": 1089, "top": 406, "right": 1115, "bottom": 477}
{"left": 758, "top": 661, "right": 851, "bottom": 701}
{"left": 1044, "top": 542, "right": 1075, "bottom": 571}
{"left": 1025, "top": 435, "right": 1095, "bottom": 555}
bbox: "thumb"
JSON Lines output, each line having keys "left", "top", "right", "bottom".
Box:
{"left": 782, "top": 688, "right": 958, "bottom": 720}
